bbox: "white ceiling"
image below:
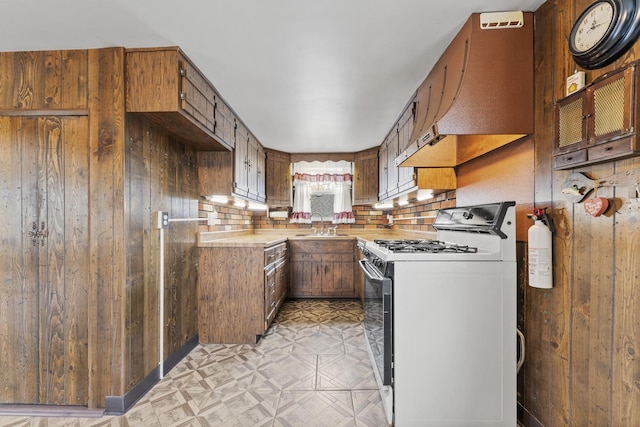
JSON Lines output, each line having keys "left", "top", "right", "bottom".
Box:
{"left": 0, "top": 0, "right": 545, "bottom": 153}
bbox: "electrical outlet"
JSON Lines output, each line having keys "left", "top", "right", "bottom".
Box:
{"left": 154, "top": 211, "right": 169, "bottom": 229}
{"left": 207, "top": 212, "right": 218, "bottom": 226}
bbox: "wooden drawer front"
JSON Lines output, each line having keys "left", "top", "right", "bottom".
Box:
{"left": 554, "top": 149, "right": 587, "bottom": 170}
{"left": 326, "top": 240, "right": 355, "bottom": 254}
{"left": 322, "top": 252, "right": 354, "bottom": 262}
{"left": 179, "top": 54, "right": 216, "bottom": 133}
{"left": 588, "top": 137, "right": 636, "bottom": 162}
{"left": 264, "top": 243, "right": 287, "bottom": 265}
{"left": 290, "top": 252, "right": 323, "bottom": 263}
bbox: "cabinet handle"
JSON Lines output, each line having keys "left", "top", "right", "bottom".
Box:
{"left": 28, "top": 221, "right": 48, "bottom": 246}
{"left": 604, "top": 146, "right": 613, "bottom": 151}
{"left": 179, "top": 68, "right": 187, "bottom": 77}
{"left": 179, "top": 92, "right": 186, "bottom": 101}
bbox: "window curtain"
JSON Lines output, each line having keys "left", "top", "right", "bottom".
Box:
{"left": 290, "top": 161, "right": 355, "bottom": 224}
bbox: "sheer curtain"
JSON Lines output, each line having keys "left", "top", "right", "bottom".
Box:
{"left": 290, "top": 161, "right": 355, "bottom": 224}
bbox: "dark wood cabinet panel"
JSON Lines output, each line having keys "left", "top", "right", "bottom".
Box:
{"left": 289, "top": 239, "right": 356, "bottom": 298}
{"left": 0, "top": 115, "right": 90, "bottom": 405}
{"left": 353, "top": 147, "right": 378, "bottom": 205}
{"left": 554, "top": 62, "right": 640, "bottom": 169}
{"left": 265, "top": 148, "right": 291, "bottom": 207}
{"left": 197, "top": 120, "right": 266, "bottom": 202}
{"left": 125, "top": 47, "right": 233, "bottom": 151}
{"left": 199, "top": 242, "right": 287, "bottom": 344}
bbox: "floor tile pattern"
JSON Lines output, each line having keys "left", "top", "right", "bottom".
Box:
{"left": 0, "top": 299, "right": 389, "bottom": 426}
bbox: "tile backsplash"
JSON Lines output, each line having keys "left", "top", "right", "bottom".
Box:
{"left": 197, "top": 190, "right": 456, "bottom": 233}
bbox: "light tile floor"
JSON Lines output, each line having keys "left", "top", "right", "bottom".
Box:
{"left": 0, "top": 299, "right": 389, "bottom": 427}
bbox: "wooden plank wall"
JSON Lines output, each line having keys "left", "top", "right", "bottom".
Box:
{"left": 125, "top": 115, "right": 199, "bottom": 388}
{"left": 0, "top": 48, "right": 199, "bottom": 409}
{"left": 524, "top": 1, "right": 640, "bottom": 425}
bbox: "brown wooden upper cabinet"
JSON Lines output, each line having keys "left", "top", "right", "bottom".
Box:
{"left": 198, "top": 119, "right": 266, "bottom": 203}
{"left": 554, "top": 62, "right": 640, "bottom": 169}
{"left": 233, "top": 121, "right": 266, "bottom": 203}
{"left": 353, "top": 147, "right": 379, "bottom": 205}
{"left": 265, "top": 148, "right": 292, "bottom": 207}
{"left": 125, "top": 47, "right": 234, "bottom": 151}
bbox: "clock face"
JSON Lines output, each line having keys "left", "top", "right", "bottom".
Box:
{"left": 572, "top": 2, "right": 615, "bottom": 53}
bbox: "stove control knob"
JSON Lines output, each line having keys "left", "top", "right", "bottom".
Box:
{"left": 463, "top": 211, "right": 473, "bottom": 220}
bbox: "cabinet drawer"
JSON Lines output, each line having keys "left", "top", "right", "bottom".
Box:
{"left": 588, "top": 137, "right": 637, "bottom": 162}
{"left": 554, "top": 149, "right": 587, "bottom": 170}
{"left": 322, "top": 252, "right": 354, "bottom": 262}
{"left": 290, "top": 252, "right": 323, "bottom": 262}
{"left": 264, "top": 243, "right": 287, "bottom": 265}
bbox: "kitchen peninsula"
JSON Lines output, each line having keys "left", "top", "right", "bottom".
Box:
{"left": 196, "top": 229, "right": 434, "bottom": 344}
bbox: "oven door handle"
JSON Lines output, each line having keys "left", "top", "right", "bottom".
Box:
{"left": 358, "top": 259, "right": 386, "bottom": 283}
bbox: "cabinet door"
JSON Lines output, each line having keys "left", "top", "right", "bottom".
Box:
{"left": 554, "top": 91, "right": 587, "bottom": 155}
{"left": 588, "top": 66, "right": 634, "bottom": 145}
{"left": 289, "top": 252, "right": 323, "bottom": 297}
{"left": 213, "top": 91, "right": 236, "bottom": 149}
{"left": 265, "top": 266, "right": 277, "bottom": 326}
{"left": 397, "top": 101, "right": 416, "bottom": 192}
{"left": 0, "top": 116, "right": 90, "bottom": 405}
{"left": 255, "top": 143, "right": 266, "bottom": 202}
{"left": 234, "top": 123, "right": 250, "bottom": 197}
{"left": 353, "top": 148, "right": 378, "bottom": 205}
{"left": 378, "top": 140, "right": 388, "bottom": 200}
{"left": 321, "top": 256, "right": 356, "bottom": 297}
{"left": 265, "top": 149, "right": 291, "bottom": 206}
{"left": 275, "top": 259, "right": 288, "bottom": 308}
{"left": 386, "top": 130, "right": 399, "bottom": 197}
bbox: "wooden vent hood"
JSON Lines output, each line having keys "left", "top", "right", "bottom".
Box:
{"left": 396, "top": 11, "right": 533, "bottom": 168}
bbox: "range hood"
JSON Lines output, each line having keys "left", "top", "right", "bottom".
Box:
{"left": 396, "top": 11, "right": 534, "bottom": 168}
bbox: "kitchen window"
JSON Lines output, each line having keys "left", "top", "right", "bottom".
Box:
{"left": 289, "top": 160, "right": 355, "bottom": 224}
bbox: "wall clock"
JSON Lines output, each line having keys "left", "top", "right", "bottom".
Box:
{"left": 569, "top": 0, "right": 640, "bottom": 69}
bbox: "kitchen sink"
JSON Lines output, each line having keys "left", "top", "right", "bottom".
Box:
{"left": 294, "top": 234, "right": 350, "bottom": 237}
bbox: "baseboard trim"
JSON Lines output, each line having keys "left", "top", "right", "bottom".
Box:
{"left": 164, "top": 333, "right": 199, "bottom": 374}
{"left": 104, "top": 334, "right": 199, "bottom": 415}
{"left": 518, "top": 402, "right": 544, "bottom": 427}
{"left": 0, "top": 404, "right": 104, "bottom": 418}
{"left": 104, "top": 365, "right": 160, "bottom": 415}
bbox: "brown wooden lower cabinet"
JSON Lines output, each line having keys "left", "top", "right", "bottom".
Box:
{"left": 289, "top": 239, "right": 356, "bottom": 298}
{"left": 198, "top": 242, "right": 287, "bottom": 344}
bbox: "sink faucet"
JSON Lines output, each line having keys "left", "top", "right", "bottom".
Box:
{"left": 310, "top": 212, "right": 324, "bottom": 235}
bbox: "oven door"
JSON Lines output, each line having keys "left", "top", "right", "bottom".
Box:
{"left": 359, "top": 259, "right": 393, "bottom": 386}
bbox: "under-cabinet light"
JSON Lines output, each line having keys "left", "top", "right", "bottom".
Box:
{"left": 416, "top": 189, "right": 434, "bottom": 201}
{"left": 233, "top": 199, "right": 247, "bottom": 208}
{"left": 374, "top": 202, "right": 394, "bottom": 210}
{"left": 205, "top": 195, "right": 229, "bottom": 204}
{"left": 248, "top": 202, "right": 268, "bottom": 211}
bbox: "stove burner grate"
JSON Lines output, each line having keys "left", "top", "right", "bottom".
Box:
{"left": 373, "top": 239, "right": 478, "bottom": 254}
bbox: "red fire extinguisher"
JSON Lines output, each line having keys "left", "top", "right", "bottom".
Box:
{"left": 528, "top": 208, "right": 554, "bottom": 289}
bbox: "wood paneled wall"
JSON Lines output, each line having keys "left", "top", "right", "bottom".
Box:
{"left": 0, "top": 48, "right": 199, "bottom": 409}
{"left": 525, "top": 1, "right": 640, "bottom": 425}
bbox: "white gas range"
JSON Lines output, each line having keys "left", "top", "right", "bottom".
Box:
{"left": 359, "top": 201, "right": 517, "bottom": 426}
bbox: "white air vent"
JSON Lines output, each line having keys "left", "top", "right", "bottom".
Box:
{"left": 479, "top": 11, "right": 524, "bottom": 29}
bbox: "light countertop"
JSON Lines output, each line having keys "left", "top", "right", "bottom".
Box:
{"left": 197, "top": 229, "right": 436, "bottom": 248}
